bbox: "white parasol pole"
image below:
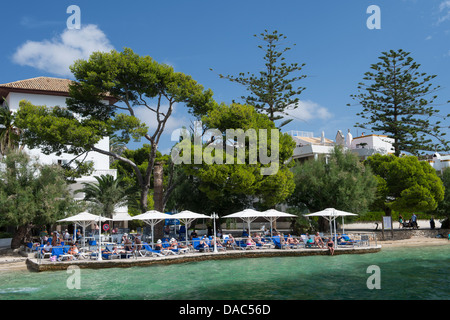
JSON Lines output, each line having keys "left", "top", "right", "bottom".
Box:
{"left": 212, "top": 213, "right": 218, "bottom": 253}
{"left": 97, "top": 215, "right": 102, "bottom": 261}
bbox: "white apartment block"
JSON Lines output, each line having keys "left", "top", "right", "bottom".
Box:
{"left": 349, "top": 133, "right": 395, "bottom": 160}
{"left": 0, "top": 76, "right": 127, "bottom": 216}
{"left": 288, "top": 129, "right": 395, "bottom": 162}
{"left": 424, "top": 153, "right": 450, "bottom": 173}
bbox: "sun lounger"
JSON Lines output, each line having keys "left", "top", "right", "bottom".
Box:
{"left": 140, "top": 243, "right": 165, "bottom": 257}
{"left": 255, "top": 238, "right": 272, "bottom": 249}
{"left": 52, "top": 247, "right": 73, "bottom": 261}
{"left": 336, "top": 234, "right": 356, "bottom": 246}
{"left": 272, "top": 236, "right": 288, "bottom": 249}
{"left": 102, "top": 245, "right": 121, "bottom": 260}
{"left": 235, "top": 240, "right": 256, "bottom": 250}
{"left": 171, "top": 245, "right": 190, "bottom": 254}
{"left": 26, "top": 242, "right": 40, "bottom": 253}
{"left": 40, "top": 249, "right": 52, "bottom": 259}
{"left": 191, "top": 238, "right": 210, "bottom": 252}
{"left": 223, "top": 235, "right": 237, "bottom": 250}
{"left": 161, "top": 241, "right": 179, "bottom": 255}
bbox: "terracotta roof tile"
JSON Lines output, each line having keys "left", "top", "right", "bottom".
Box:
{"left": 0, "top": 77, "right": 116, "bottom": 103}
{"left": 0, "top": 77, "right": 73, "bottom": 93}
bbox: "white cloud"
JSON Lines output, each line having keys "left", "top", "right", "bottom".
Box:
{"left": 280, "top": 100, "right": 333, "bottom": 123}
{"left": 437, "top": 1, "right": 450, "bottom": 24}
{"left": 134, "top": 103, "right": 191, "bottom": 135}
{"left": 12, "top": 24, "right": 114, "bottom": 77}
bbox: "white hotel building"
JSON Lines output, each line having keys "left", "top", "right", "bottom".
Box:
{"left": 0, "top": 76, "right": 128, "bottom": 218}
{"left": 288, "top": 129, "right": 395, "bottom": 162}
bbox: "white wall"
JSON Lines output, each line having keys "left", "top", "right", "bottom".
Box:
{"left": 426, "top": 155, "right": 450, "bottom": 172}
{"left": 351, "top": 135, "right": 394, "bottom": 155}
{"left": 8, "top": 92, "right": 110, "bottom": 171}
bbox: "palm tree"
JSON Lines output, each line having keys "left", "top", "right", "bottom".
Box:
{"left": 0, "top": 99, "right": 21, "bottom": 156}
{"left": 77, "top": 174, "right": 136, "bottom": 218}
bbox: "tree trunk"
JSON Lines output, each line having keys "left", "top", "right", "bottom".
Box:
{"left": 154, "top": 162, "right": 164, "bottom": 212}
{"left": 11, "top": 224, "right": 31, "bottom": 249}
{"left": 384, "top": 206, "right": 392, "bottom": 216}
{"left": 153, "top": 162, "right": 165, "bottom": 241}
{"left": 140, "top": 185, "right": 150, "bottom": 213}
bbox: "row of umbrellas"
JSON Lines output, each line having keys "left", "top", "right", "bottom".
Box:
{"left": 58, "top": 208, "right": 357, "bottom": 250}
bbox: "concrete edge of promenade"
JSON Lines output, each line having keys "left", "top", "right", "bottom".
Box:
{"left": 26, "top": 245, "right": 382, "bottom": 272}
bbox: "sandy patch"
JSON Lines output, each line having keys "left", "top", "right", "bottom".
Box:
{"left": 378, "top": 237, "right": 450, "bottom": 248}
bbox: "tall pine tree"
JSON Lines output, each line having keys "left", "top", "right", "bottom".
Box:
{"left": 349, "top": 49, "right": 449, "bottom": 156}
{"left": 214, "top": 30, "right": 307, "bottom": 128}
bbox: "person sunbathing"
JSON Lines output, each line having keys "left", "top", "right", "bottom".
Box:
{"left": 123, "top": 238, "right": 133, "bottom": 252}
{"left": 155, "top": 239, "right": 164, "bottom": 251}
{"left": 337, "top": 233, "right": 354, "bottom": 245}
{"left": 199, "top": 236, "right": 210, "bottom": 251}
{"left": 246, "top": 236, "right": 256, "bottom": 249}
{"left": 168, "top": 238, "right": 179, "bottom": 250}
{"left": 209, "top": 236, "right": 224, "bottom": 250}
{"left": 224, "top": 234, "right": 235, "bottom": 248}
{"left": 314, "top": 232, "right": 325, "bottom": 249}
{"left": 67, "top": 244, "right": 79, "bottom": 260}
{"left": 287, "top": 235, "right": 297, "bottom": 244}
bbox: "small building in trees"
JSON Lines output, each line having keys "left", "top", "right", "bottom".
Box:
{"left": 423, "top": 153, "right": 450, "bottom": 174}
{"left": 348, "top": 133, "right": 395, "bottom": 160}
{"left": 288, "top": 130, "right": 335, "bottom": 162}
{"left": 288, "top": 129, "right": 395, "bottom": 162}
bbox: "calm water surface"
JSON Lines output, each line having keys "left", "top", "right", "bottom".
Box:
{"left": 0, "top": 245, "right": 448, "bottom": 300}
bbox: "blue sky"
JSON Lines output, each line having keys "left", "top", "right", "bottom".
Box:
{"left": 1, "top": 0, "right": 450, "bottom": 154}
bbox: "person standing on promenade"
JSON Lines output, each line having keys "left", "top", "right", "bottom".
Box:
{"left": 411, "top": 213, "right": 418, "bottom": 229}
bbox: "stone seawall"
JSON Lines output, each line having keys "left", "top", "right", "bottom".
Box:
{"left": 375, "top": 228, "right": 449, "bottom": 240}
{"left": 26, "top": 246, "right": 381, "bottom": 272}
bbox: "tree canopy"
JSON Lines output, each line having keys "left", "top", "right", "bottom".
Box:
{"left": 0, "top": 151, "right": 78, "bottom": 248}
{"left": 289, "top": 146, "right": 378, "bottom": 216}
{"left": 214, "top": 30, "right": 307, "bottom": 128}
{"left": 349, "top": 49, "right": 449, "bottom": 156}
{"left": 364, "top": 153, "right": 445, "bottom": 216}
{"left": 77, "top": 174, "right": 136, "bottom": 218}
{"left": 173, "top": 103, "right": 296, "bottom": 212}
{"left": 14, "top": 48, "right": 216, "bottom": 212}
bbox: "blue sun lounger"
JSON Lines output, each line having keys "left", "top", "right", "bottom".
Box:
{"left": 52, "top": 247, "right": 73, "bottom": 261}
{"left": 140, "top": 243, "right": 164, "bottom": 257}
{"left": 272, "top": 236, "right": 288, "bottom": 249}
{"left": 192, "top": 238, "right": 210, "bottom": 252}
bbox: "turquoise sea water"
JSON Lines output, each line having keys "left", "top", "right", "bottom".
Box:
{"left": 0, "top": 245, "right": 449, "bottom": 300}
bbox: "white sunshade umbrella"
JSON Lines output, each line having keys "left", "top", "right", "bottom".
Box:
{"left": 111, "top": 212, "right": 134, "bottom": 222}
{"left": 222, "top": 209, "right": 263, "bottom": 236}
{"left": 110, "top": 212, "right": 135, "bottom": 243}
{"left": 132, "top": 210, "right": 172, "bottom": 248}
{"left": 171, "top": 210, "right": 212, "bottom": 246}
{"left": 57, "top": 211, "right": 110, "bottom": 260}
{"left": 260, "top": 209, "right": 297, "bottom": 238}
{"left": 304, "top": 208, "right": 358, "bottom": 247}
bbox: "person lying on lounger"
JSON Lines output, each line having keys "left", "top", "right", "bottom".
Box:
{"left": 287, "top": 235, "right": 299, "bottom": 245}
{"left": 199, "top": 236, "right": 210, "bottom": 251}
{"left": 155, "top": 240, "right": 163, "bottom": 251}
{"left": 246, "top": 236, "right": 256, "bottom": 249}
{"left": 225, "top": 234, "right": 236, "bottom": 248}
{"left": 253, "top": 233, "right": 263, "bottom": 245}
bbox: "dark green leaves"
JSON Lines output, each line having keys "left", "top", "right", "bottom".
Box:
{"left": 215, "top": 30, "right": 306, "bottom": 127}
{"left": 350, "top": 49, "right": 449, "bottom": 156}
